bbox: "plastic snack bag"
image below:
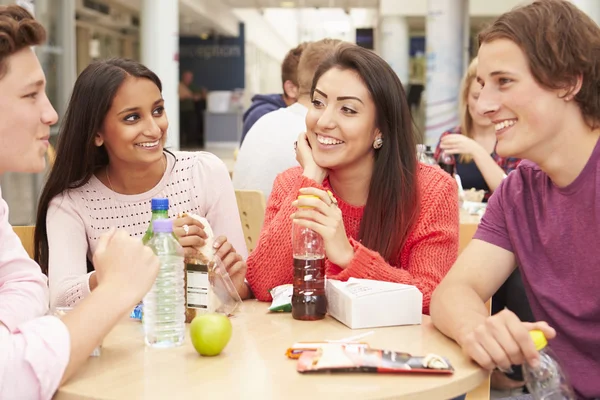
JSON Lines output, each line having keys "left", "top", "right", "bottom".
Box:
{"left": 182, "top": 213, "right": 243, "bottom": 320}
{"left": 269, "top": 284, "right": 293, "bottom": 313}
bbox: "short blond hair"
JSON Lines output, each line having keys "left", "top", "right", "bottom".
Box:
{"left": 297, "top": 38, "right": 342, "bottom": 94}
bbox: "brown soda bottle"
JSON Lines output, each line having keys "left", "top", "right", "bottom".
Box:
{"left": 291, "top": 195, "right": 327, "bottom": 321}
{"left": 437, "top": 149, "right": 456, "bottom": 175}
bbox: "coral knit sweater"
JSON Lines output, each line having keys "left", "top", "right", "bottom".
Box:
{"left": 246, "top": 164, "right": 459, "bottom": 314}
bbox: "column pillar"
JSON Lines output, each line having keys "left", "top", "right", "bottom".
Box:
{"left": 378, "top": 16, "right": 410, "bottom": 85}
{"left": 57, "top": 0, "right": 76, "bottom": 118}
{"left": 424, "top": 0, "right": 469, "bottom": 145}
{"left": 141, "top": 0, "right": 180, "bottom": 150}
{"left": 571, "top": 0, "right": 600, "bottom": 26}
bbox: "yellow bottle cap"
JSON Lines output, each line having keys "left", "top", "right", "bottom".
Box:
{"left": 297, "top": 194, "right": 319, "bottom": 209}
{"left": 529, "top": 330, "right": 548, "bottom": 351}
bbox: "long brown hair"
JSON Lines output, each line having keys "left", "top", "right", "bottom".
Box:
{"left": 34, "top": 58, "right": 163, "bottom": 274}
{"left": 479, "top": 0, "right": 600, "bottom": 129}
{"left": 311, "top": 44, "right": 420, "bottom": 262}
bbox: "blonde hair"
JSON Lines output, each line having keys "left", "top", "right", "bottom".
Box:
{"left": 297, "top": 38, "right": 342, "bottom": 94}
{"left": 458, "top": 57, "right": 479, "bottom": 163}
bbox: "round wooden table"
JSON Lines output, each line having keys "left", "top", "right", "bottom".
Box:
{"left": 56, "top": 301, "right": 487, "bottom": 400}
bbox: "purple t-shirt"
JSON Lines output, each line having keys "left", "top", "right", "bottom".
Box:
{"left": 474, "top": 138, "right": 600, "bottom": 399}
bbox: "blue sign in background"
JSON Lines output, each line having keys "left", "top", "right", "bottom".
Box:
{"left": 179, "top": 23, "right": 245, "bottom": 91}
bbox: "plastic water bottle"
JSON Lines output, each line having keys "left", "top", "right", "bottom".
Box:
{"left": 142, "top": 198, "right": 169, "bottom": 245}
{"left": 143, "top": 219, "right": 185, "bottom": 348}
{"left": 524, "top": 330, "right": 576, "bottom": 400}
{"left": 416, "top": 144, "right": 427, "bottom": 163}
{"left": 416, "top": 144, "right": 437, "bottom": 166}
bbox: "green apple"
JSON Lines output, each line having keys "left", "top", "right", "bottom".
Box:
{"left": 189, "top": 313, "right": 232, "bottom": 356}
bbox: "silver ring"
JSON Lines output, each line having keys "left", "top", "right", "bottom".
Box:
{"left": 183, "top": 224, "right": 190, "bottom": 236}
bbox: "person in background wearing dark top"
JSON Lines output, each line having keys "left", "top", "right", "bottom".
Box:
{"left": 179, "top": 70, "right": 200, "bottom": 148}
{"left": 240, "top": 42, "right": 308, "bottom": 144}
{"left": 435, "top": 58, "right": 521, "bottom": 202}
{"left": 194, "top": 86, "right": 207, "bottom": 148}
{"left": 436, "top": 57, "right": 532, "bottom": 392}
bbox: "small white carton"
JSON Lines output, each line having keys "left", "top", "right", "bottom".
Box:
{"left": 326, "top": 278, "right": 422, "bottom": 329}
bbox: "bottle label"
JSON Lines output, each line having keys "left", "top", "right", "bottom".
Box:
{"left": 186, "top": 263, "right": 209, "bottom": 309}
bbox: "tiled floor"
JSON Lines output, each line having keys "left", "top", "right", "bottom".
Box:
{"left": 1, "top": 145, "right": 238, "bottom": 226}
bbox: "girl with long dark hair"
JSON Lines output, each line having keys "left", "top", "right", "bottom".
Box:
{"left": 35, "top": 58, "right": 249, "bottom": 308}
{"left": 246, "top": 44, "right": 459, "bottom": 314}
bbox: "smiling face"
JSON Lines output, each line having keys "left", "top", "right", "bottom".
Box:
{"left": 96, "top": 76, "right": 168, "bottom": 168}
{"left": 466, "top": 80, "right": 492, "bottom": 128}
{"left": 305, "top": 67, "right": 380, "bottom": 172}
{"left": 0, "top": 47, "right": 58, "bottom": 174}
{"left": 476, "top": 38, "right": 570, "bottom": 159}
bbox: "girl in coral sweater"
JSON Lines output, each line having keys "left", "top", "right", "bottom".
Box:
{"left": 246, "top": 44, "right": 459, "bottom": 314}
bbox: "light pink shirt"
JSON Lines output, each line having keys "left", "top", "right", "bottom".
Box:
{"left": 0, "top": 186, "right": 70, "bottom": 399}
{"left": 47, "top": 151, "right": 248, "bottom": 308}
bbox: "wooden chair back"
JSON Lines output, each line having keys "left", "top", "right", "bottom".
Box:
{"left": 12, "top": 225, "right": 35, "bottom": 259}
{"left": 235, "top": 190, "right": 266, "bottom": 254}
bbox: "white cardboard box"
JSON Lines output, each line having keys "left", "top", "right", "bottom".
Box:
{"left": 326, "top": 278, "right": 422, "bottom": 329}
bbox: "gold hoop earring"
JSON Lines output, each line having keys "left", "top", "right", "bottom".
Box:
{"left": 373, "top": 137, "right": 383, "bottom": 149}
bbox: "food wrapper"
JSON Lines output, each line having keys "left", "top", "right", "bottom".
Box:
{"left": 286, "top": 341, "right": 369, "bottom": 359}
{"left": 460, "top": 188, "right": 486, "bottom": 203}
{"left": 181, "top": 213, "right": 243, "bottom": 321}
{"left": 130, "top": 302, "right": 143, "bottom": 321}
{"left": 269, "top": 284, "right": 293, "bottom": 313}
{"left": 296, "top": 344, "right": 453, "bottom": 375}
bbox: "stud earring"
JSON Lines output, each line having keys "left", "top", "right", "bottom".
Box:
{"left": 373, "top": 137, "right": 383, "bottom": 149}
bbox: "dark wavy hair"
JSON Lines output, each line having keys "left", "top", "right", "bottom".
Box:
{"left": 35, "top": 58, "right": 163, "bottom": 274}
{"left": 0, "top": 5, "right": 46, "bottom": 79}
{"left": 311, "top": 44, "right": 420, "bottom": 262}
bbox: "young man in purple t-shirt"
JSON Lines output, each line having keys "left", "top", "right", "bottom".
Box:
{"left": 430, "top": 1, "right": 600, "bottom": 398}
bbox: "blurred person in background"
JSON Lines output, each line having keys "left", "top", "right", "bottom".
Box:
{"left": 233, "top": 39, "right": 337, "bottom": 198}
{"left": 246, "top": 44, "right": 459, "bottom": 314}
{"left": 431, "top": 1, "right": 600, "bottom": 398}
{"left": 435, "top": 58, "right": 521, "bottom": 202}
{"left": 0, "top": 5, "right": 159, "bottom": 398}
{"left": 178, "top": 69, "right": 202, "bottom": 148}
{"left": 240, "top": 42, "right": 308, "bottom": 144}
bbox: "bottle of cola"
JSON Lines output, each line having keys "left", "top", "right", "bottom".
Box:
{"left": 437, "top": 149, "right": 456, "bottom": 175}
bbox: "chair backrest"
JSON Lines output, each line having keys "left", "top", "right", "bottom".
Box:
{"left": 12, "top": 225, "right": 35, "bottom": 259}
{"left": 459, "top": 222, "right": 479, "bottom": 254}
{"left": 235, "top": 190, "right": 266, "bottom": 254}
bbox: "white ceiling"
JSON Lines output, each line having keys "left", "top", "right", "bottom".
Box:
{"left": 223, "top": 0, "right": 378, "bottom": 8}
